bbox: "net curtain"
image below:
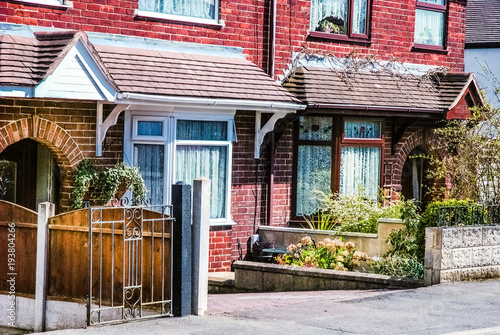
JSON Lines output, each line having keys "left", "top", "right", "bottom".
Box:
{"left": 176, "top": 146, "right": 227, "bottom": 219}
{"left": 340, "top": 146, "right": 381, "bottom": 199}
{"left": 139, "top": 0, "right": 216, "bottom": 20}
{"left": 414, "top": 9, "right": 444, "bottom": 46}
{"left": 310, "top": 0, "right": 367, "bottom": 34}
{"left": 134, "top": 144, "right": 165, "bottom": 206}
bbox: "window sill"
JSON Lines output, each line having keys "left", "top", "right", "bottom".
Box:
{"left": 134, "top": 10, "right": 224, "bottom": 29}
{"left": 210, "top": 219, "right": 237, "bottom": 227}
{"left": 11, "top": 0, "right": 70, "bottom": 9}
{"left": 308, "top": 31, "right": 371, "bottom": 45}
{"left": 412, "top": 44, "right": 448, "bottom": 54}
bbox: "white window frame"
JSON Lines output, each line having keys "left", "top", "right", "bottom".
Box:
{"left": 18, "top": 0, "right": 68, "bottom": 8}
{"left": 134, "top": 0, "right": 221, "bottom": 27}
{"left": 124, "top": 110, "right": 235, "bottom": 226}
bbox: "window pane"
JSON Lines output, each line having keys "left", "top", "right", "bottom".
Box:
{"left": 299, "top": 116, "right": 333, "bottom": 141}
{"left": 138, "top": 0, "right": 216, "bottom": 20}
{"left": 176, "top": 145, "right": 227, "bottom": 219}
{"left": 296, "top": 145, "right": 332, "bottom": 216}
{"left": 414, "top": 9, "right": 444, "bottom": 46}
{"left": 310, "top": 0, "right": 348, "bottom": 34}
{"left": 138, "top": 121, "right": 163, "bottom": 136}
{"left": 134, "top": 144, "right": 164, "bottom": 206}
{"left": 340, "top": 146, "right": 381, "bottom": 200}
{"left": 352, "top": 0, "right": 368, "bottom": 35}
{"left": 419, "top": 0, "right": 445, "bottom": 5}
{"left": 176, "top": 120, "right": 227, "bottom": 141}
{"left": 0, "top": 160, "right": 16, "bottom": 203}
{"left": 344, "top": 120, "right": 382, "bottom": 139}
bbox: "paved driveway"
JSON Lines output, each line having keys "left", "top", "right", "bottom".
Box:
{"left": 38, "top": 279, "right": 500, "bottom": 335}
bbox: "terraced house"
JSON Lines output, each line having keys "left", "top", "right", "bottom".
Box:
{"left": 0, "top": 0, "right": 482, "bottom": 272}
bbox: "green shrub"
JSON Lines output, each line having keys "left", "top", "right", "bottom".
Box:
{"left": 370, "top": 255, "right": 423, "bottom": 279}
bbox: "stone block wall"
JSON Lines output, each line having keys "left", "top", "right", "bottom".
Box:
{"left": 425, "top": 226, "right": 500, "bottom": 285}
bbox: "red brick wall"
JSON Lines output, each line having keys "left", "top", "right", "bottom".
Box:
{"left": 1, "top": 0, "right": 466, "bottom": 76}
{"left": 274, "top": 0, "right": 466, "bottom": 76}
{"left": 0, "top": 98, "right": 124, "bottom": 211}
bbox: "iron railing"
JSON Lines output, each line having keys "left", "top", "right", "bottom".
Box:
{"left": 87, "top": 203, "right": 173, "bottom": 325}
{"left": 437, "top": 205, "right": 500, "bottom": 227}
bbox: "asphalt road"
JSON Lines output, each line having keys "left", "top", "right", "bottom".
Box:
{"left": 35, "top": 279, "right": 500, "bottom": 335}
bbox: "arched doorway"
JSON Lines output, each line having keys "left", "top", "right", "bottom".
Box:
{"left": 401, "top": 146, "right": 431, "bottom": 208}
{"left": 0, "top": 139, "right": 61, "bottom": 213}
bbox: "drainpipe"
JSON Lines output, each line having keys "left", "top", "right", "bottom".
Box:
{"left": 267, "top": 134, "right": 276, "bottom": 227}
{"left": 268, "top": 0, "right": 276, "bottom": 78}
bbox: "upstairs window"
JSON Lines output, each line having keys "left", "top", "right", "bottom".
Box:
{"left": 138, "top": 0, "right": 218, "bottom": 23}
{"left": 310, "top": 0, "right": 370, "bottom": 40}
{"left": 414, "top": 0, "right": 447, "bottom": 49}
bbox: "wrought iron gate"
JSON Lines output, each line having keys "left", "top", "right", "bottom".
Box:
{"left": 87, "top": 204, "right": 173, "bottom": 325}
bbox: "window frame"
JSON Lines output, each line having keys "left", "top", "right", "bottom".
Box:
{"left": 135, "top": 0, "right": 221, "bottom": 27}
{"left": 174, "top": 115, "right": 234, "bottom": 226}
{"left": 291, "top": 115, "right": 384, "bottom": 220}
{"left": 308, "top": 0, "right": 372, "bottom": 43}
{"left": 413, "top": 0, "right": 448, "bottom": 52}
{"left": 16, "top": 0, "right": 68, "bottom": 8}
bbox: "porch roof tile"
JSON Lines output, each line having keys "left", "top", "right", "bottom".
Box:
{"left": 0, "top": 31, "right": 299, "bottom": 104}
{"left": 283, "top": 66, "right": 477, "bottom": 112}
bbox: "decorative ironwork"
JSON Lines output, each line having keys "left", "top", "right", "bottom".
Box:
{"left": 437, "top": 205, "right": 500, "bottom": 227}
{"left": 87, "top": 204, "right": 173, "bottom": 326}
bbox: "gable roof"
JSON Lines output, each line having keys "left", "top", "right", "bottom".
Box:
{"left": 283, "top": 67, "right": 482, "bottom": 115}
{"left": 0, "top": 30, "right": 299, "bottom": 105}
{"left": 466, "top": 0, "right": 500, "bottom": 47}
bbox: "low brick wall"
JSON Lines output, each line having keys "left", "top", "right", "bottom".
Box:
{"left": 259, "top": 218, "right": 403, "bottom": 257}
{"left": 425, "top": 226, "right": 500, "bottom": 285}
{"left": 233, "top": 261, "right": 422, "bottom": 292}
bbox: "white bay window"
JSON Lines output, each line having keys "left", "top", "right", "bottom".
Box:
{"left": 125, "top": 112, "right": 234, "bottom": 225}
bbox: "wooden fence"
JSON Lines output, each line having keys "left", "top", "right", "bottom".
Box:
{"left": 0, "top": 201, "right": 172, "bottom": 305}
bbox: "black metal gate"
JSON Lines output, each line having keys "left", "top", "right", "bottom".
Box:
{"left": 87, "top": 204, "right": 173, "bottom": 325}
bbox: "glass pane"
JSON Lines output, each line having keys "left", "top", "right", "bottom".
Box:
{"left": 296, "top": 145, "right": 332, "bottom": 216}
{"left": 0, "top": 160, "right": 16, "bottom": 203}
{"left": 176, "top": 120, "right": 227, "bottom": 141}
{"left": 340, "top": 146, "right": 381, "bottom": 200}
{"left": 299, "top": 116, "right": 333, "bottom": 141}
{"left": 419, "top": 0, "right": 445, "bottom": 5}
{"left": 134, "top": 144, "right": 164, "bottom": 206}
{"left": 414, "top": 9, "right": 444, "bottom": 46}
{"left": 344, "top": 120, "right": 382, "bottom": 139}
{"left": 310, "top": 0, "right": 348, "bottom": 35}
{"left": 138, "top": 121, "right": 163, "bottom": 136}
{"left": 138, "top": 0, "right": 216, "bottom": 20}
{"left": 176, "top": 145, "right": 227, "bottom": 219}
{"left": 352, "top": 0, "right": 368, "bottom": 35}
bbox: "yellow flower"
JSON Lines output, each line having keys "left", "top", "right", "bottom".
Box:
{"left": 342, "top": 250, "right": 349, "bottom": 257}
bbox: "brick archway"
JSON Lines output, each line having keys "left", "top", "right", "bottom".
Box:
{"left": 0, "top": 116, "right": 84, "bottom": 211}
{"left": 390, "top": 128, "right": 447, "bottom": 200}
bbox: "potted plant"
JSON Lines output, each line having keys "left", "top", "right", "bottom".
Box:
{"left": 70, "top": 160, "right": 147, "bottom": 209}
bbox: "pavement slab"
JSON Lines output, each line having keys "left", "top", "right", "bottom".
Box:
{"left": 29, "top": 279, "right": 500, "bottom": 335}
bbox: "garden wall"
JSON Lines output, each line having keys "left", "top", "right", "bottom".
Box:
{"left": 258, "top": 218, "right": 403, "bottom": 257}
{"left": 233, "top": 261, "right": 422, "bottom": 292}
{"left": 425, "top": 226, "right": 500, "bottom": 285}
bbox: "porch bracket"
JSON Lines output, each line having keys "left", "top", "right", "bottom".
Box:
{"left": 254, "top": 111, "right": 287, "bottom": 158}
{"left": 96, "top": 103, "right": 130, "bottom": 156}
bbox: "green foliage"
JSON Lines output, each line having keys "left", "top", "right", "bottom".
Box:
{"left": 415, "top": 199, "right": 476, "bottom": 261}
{"left": 70, "top": 159, "right": 98, "bottom": 210}
{"left": 70, "top": 160, "right": 147, "bottom": 209}
{"left": 276, "top": 236, "right": 367, "bottom": 271}
{"left": 428, "top": 105, "right": 500, "bottom": 203}
{"left": 316, "top": 191, "right": 416, "bottom": 233}
{"left": 370, "top": 255, "right": 423, "bottom": 279}
{"left": 302, "top": 210, "right": 336, "bottom": 231}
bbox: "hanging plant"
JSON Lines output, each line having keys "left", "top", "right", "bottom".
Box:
{"left": 70, "top": 160, "right": 147, "bottom": 210}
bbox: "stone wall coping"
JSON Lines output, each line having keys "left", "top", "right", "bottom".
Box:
{"left": 258, "top": 226, "right": 378, "bottom": 239}
{"left": 232, "top": 261, "right": 423, "bottom": 288}
{"left": 377, "top": 218, "right": 404, "bottom": 224}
